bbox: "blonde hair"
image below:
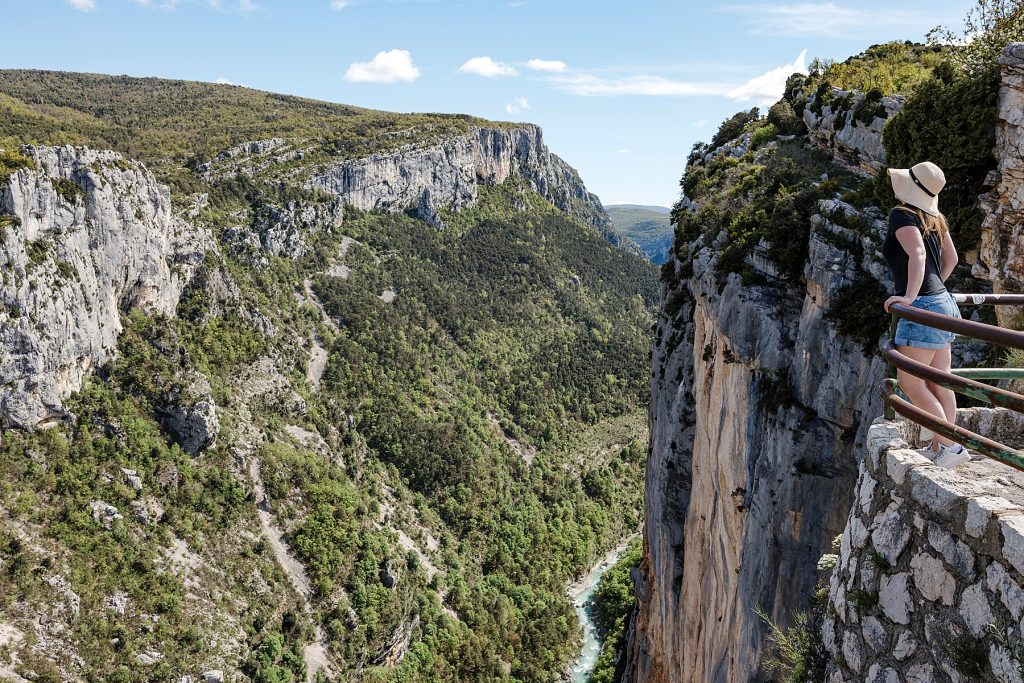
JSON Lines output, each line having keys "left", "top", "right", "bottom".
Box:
{"left": 897, "top": 204, "right": 949, "bottom": 243}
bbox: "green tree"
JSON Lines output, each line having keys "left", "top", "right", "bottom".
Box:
{"left": 928, "top": 0, "right": 1024, "bottom": 75}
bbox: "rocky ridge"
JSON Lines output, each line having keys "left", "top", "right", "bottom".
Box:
{"left": 309, "top": 124, "right": 643, "bottom": 256}
{"left": 0, "top": 123, "right": 631, "bottom": 434}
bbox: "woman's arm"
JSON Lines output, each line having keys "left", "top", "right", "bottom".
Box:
{"left": 895, "top": 225, "right": 926, "bottom": 298}
{"left": 940, "top": 229, "right": 958, "bottom": 281}
{"left": 884, "top": 225, "right": 927, "bottom": 311}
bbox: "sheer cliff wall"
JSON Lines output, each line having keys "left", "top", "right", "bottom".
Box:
{"left": 625, "top": 42, "right": 1024, "bottom": 683}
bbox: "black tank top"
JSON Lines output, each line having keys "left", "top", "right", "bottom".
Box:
{"left": 882, "top": 207, "right": 946, "bottom": 297}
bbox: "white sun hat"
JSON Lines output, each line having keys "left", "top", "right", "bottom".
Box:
{"left": 888, "top": 161, "right": 946, "bottom": 217}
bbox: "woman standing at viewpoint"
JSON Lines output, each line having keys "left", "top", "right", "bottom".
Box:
{"left": 881, "top": 161, "right": 970, "bottom": 469}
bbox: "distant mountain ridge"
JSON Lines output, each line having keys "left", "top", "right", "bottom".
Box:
{"left": 605, "top": 204, "right": 674, "bottom": 265}
{"left": 606, "top": 203, "right": 671, "bottom": 214}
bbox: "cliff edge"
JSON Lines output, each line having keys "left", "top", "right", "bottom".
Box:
{"left": 625, "top": 41, "right": 1024, "bottom": 683}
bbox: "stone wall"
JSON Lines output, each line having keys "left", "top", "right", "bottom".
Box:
{"left": 824, "top": 410, "right": 1024, "bottom": 683}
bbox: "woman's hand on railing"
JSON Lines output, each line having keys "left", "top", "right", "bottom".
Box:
{"left": 884, "top": 295, "right": 915, "bottom": 312}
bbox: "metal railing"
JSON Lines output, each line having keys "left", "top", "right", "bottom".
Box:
{"left": 879, "top": 293, "right": 1024, "bottom": 472}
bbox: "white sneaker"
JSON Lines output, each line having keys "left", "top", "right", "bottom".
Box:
{"left": 933, "top": 444, "right": 971, "bottom": 469}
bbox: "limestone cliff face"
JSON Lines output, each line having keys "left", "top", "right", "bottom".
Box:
{"left": 0, "top": 125, "right": 623, "bottom": 432}
{"left": 976, "top": 43, "right": 1024, "bottom": 324}
{"left": 626, "top": 42, "right": 1024, "bottom": 683}
{"left": 0, "top": 146, "right": 208, "bottom": 430}
{"left": 624, "top": 194, "right": 889, "bottom": 681}
{"left": 309, "top": 125, "right": 642, "bottom": 256}
{"left": 803, "top": 87, "right": 903, "bottom": 176}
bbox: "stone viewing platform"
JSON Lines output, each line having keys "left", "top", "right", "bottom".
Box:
{"left": 824, "top": 408, "right": 1024, "bottom": 683}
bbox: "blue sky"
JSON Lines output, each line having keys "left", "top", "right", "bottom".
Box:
{"left": 6, "top": 0, "right": 974, "bottom": 206}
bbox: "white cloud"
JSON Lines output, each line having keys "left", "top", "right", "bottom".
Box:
{"left": 330, "top": 0, "right": 348, "bottom": 7}
{"left": 459, "top": 57, "right": 519, "bottom": 78}
{"left": 344, "top": 49, "right": 421, "bottom": 83}
{"left": 692, "top": 120, "right": 708, "bottom": 128}
{"left": 131, "top": 0, "right": 176, "bottom": 8}
{"left": 504, "top": 96, "right": 530, "bottom": 114}
{"left": 68, "top": 0, "right": 96, "bottom": 10}
{"left": 550, "top": 73, "right": 733, "bottom": 97}
{"left": 616, "top": 148, "right": 631, "bottom": 155}
{"left": 132, "top": 0, "right": 261, "bottom": 10}
{"left": 525, "top": 59, "right": 568, "bottom": 73}
{"left": 727, "top": 50, "right": 807, "bottom": 105}
{"left": 719, "top": 3, "right": 922, "bottom": 37}
{"left": 215, "top": 77, "right": 234, "bottom": 84}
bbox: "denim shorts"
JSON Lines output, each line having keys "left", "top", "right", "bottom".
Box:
{"left": 894, "top": 291, "right": 962, "bottom": 350}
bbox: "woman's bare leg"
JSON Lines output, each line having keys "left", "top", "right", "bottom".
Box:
{"left": 896, "top": 345, "right": 955, "bottom": 448}
{"left": 925, "top": 344, "right": 957, "bottom": 423}
{"left": 924, "top": 344, "right": 959, "bottom": 452}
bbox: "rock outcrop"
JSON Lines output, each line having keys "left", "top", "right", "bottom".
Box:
{"left": 308, "top": 125, "right": 642, "bottom": 255}
{"left": 156, "top": 370, "right": 220, "bottom": 455}
{"left": 251, "top": 199, "right": 344, "bottom": 259}
{"left": 624, "top": 196, "right": 889, "bottom": 682}
{"left": 0, "top": 146, "right": 208, "bottom": 430}
{"left": 803, "top": 88, "right": 903, "bottom": 176}
{"left": 825, "top": 412, "right": 1024, "bottom": 682}
{"left": 976, "top": 43, "right": 1024, "bottom": 324}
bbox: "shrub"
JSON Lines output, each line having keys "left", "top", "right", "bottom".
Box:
{"left": 826, "top": 275, "right": 891, "bottom": 357}
{"left": 853, "top": 88, "right": 886, "bottom": 126}
{"left": 768, "top": 100, "right": 804, "bottom": 135}
{"left": 805, "top": 42, "right": 945, "bottom": 96}
{"left": 682, "top": 164, "right": 709, "bottom": 200}
{"left": 52, "top": 177, "right": 85, "bottom": 204}
{"left": 0, "top": 147, "right": 32, "bottom": 183}
{"left": 941, "top": 632, "right": 988, "bottom": 678}
{"left": 783, "top": 72, "right": 808, "bottom": 105}
{"left": 756, "top": 607, "right": 828, "bottom": 683}
{"left": 749, "top": 123, "right": 778, "bottom": 150}
{"left": 26, "top": 238, "right": 50, "bottom": 266}
{"left": 880, "top": 62, "right": 999, "bottom": 251}
{"left": 809, "top": 82, "right": 834, "bottom": 116}
{"left": 708, "top": 108, "right": 760, "bottom": 151}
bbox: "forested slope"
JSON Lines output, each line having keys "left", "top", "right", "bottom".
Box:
{"left": 0, "top": 71, "right": 656, "bottom": 682}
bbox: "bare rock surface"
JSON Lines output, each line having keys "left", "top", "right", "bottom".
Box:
{"left": 0, "top": 145, "right": 208, "bottom": 430}
{"left": 976, "top": 43, "right": 1024, "bottom": 321}
{"left": 624, "top": 194, "right": 888, "bottom": 682}
{"left": 308, "top": 124, "right": 643, "bottom": 255}
{"left": 802, "top": 88, "right": 903, "bottom": 176}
